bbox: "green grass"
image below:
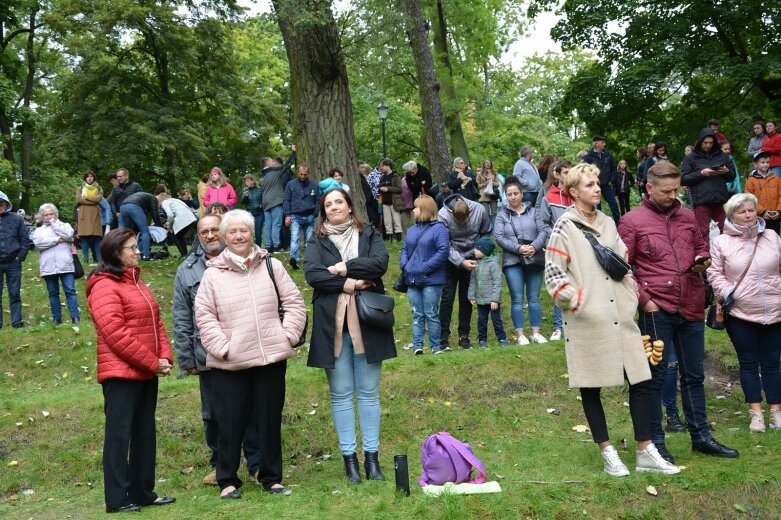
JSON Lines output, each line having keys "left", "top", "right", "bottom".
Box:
{"left": 1, "top": 244, "right": 778, "bottom": 520}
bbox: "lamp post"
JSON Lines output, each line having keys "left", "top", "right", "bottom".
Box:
{"left": 377, "top": 101, "right": 388, "bottom": 159}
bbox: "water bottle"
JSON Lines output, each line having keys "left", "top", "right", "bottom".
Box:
{"left": 394, "top": 454, "right": 410, "bottom": 496}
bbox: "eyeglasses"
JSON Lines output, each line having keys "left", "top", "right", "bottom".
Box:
{"left": 121, "top": 244, "right": 139, "bottom": 252}
{"left": 198, "top": 227, "right": 221, "bottom": 237}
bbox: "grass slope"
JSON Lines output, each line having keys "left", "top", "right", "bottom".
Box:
{"left": 0, "top": 243, "right": 777, "bottom": 520}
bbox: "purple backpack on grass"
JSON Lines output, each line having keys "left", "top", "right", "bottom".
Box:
{"left": 419, "top": 432, "right": 487, "bottom": 486}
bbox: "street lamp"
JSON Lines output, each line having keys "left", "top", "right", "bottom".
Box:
{"left": 377, "top": 101, "right": 388, "bottom": 159}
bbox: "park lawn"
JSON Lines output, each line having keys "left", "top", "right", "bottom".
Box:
{"left": 1, "top": 243, "right": 777, "bottom": 520}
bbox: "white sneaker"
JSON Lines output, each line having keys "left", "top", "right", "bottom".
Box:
{"left": 635, "top": 444, "right": 681, "bottom": 475}
{"left": 770, "top": 409, "right": 781, "bottom": 430}
{"left": 517, "top": 335, "right": 530, "bottom": 346}
{"left": 601, "top": 445, "right": 630, "bottom": 477}
{"left": 749, "top": 410, "right": 766, "bottom": 433}
{"left": 549, "top": 329, "right": 562, "bottom": 341}
{"left": 531, "top": 333, "right": 548, "bottom": 344}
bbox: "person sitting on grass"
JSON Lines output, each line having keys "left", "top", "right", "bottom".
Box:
{"left": 468, "top": 236, "right": 509, "bottom": 348}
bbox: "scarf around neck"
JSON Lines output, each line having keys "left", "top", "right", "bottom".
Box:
{"left": 323, "top": 219, "right": 359, "bottom": 261}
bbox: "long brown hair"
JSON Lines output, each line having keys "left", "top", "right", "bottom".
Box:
{"left": 314, "top": 189, "right": 365, "bottom": 237}
{"left": 89, "top": 228, "right": 137, "bottom": 279}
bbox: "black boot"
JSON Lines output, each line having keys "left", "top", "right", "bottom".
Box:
{"left": 394, "top": 232, "right": 402, "bottom": 242}
{"left": 343, "top": 453, "right": 362, "bottom": 484}
{"left": 364, "top": 451, "right": 385, "bottom": 481}
{"left": 383, "top": 233, "right": 391, "bottom": 241}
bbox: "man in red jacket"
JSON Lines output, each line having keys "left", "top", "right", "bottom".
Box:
{"left": 618, "top": 162, "right": 739, "bottom": 464}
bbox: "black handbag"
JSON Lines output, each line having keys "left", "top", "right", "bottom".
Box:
{"left": 355, "top": 290, "right": 395, "bottom": 330}
{"left": 507, "top": 210, "right": 545, "bottom": 271}
{"left": 72, "top": 254, "right": 85, "bottom": 279}
{"left": 266, "top": 256, "right": 308, "bottom": 347}
{"left": 706, "top": 303, "right": 726, "bottom": 330}
{"left": 394, "top": 227, "right": 430, "bottom": 292}
{"left": 572, "top": 222, "right": 631, "bottom": 281}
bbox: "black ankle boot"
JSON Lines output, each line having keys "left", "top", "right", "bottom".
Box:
{"left": 343, "top": 453, "right": 361, "bottom": 484}
{"left": 383, "top": 233, "right": 390, "bottom": 241}
{"left": 394, "top": 232, "right": 402, "bottom": 242}
{"left": 364, "top": 451, "right": 385, "bottom": 481}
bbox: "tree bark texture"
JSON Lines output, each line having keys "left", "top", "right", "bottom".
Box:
{"left": 400, "top": 0, "right": 451, "bottom": 183}
{"left": 19, "top": 7, "right": 38, "bottom": 212}
{"left": 271, "top": 0, "right": 365, "bottom": 218}
{"left": 433, "top": 0, "right": 470, "bottom": 168}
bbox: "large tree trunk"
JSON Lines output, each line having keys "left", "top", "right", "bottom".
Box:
{"left": 271, "top": 0, "right": 364, "bottom": 218}
{"left": 19, "top": 7, "right": 38, "bottom": 213}
{"left": 400, "top": 0, "right": 451, "bottom": 183}
{"left": 432, "top": 0, "right": 470, "bottom": 168}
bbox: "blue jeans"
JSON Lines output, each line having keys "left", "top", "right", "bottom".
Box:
{"left": 726, "top": 317, "right": 781, "bottom": 404}
{"left": 119, "top": 204, "right": 151, "bottom": 258}
{"left": 43, "top": 273, "right": 80, "bottom": 323}
{"left": 522, "top": 192, "right": 539, "bottom": 206}
{"left": 476, "top": 304, "right": 507, "bottom": 343}
{"left": 407, "top": 285, "right": 443, "bottom": 351}
{"left": 325, "top": 333, "right": 382, "bottom": 455}
{"left": 552, "top": 305, "right": 562, "bottom": 331}
{"left": 596, "top": 184, "right": 621, "bottom": 226}
{"left": 661, "top": 341, "right": 680, "bottom": 416}
{"left": 263, "top": 205, "right": 283, "bottom": 250}
{"left": 289, "top": 214, "right": 314, "bottom": 261}
{"left": 81, "top": 236, "right": 102, "bottom": 263}
{"left": 502, "top": 264, "right": 543, "bottom": 331}
{"left": 252, "top": 213, "right": 264, "bottom": 247}
{"left": 638, "top": 309, "right": 710, "bottom": 445}
{"left": 0, "top": 261, "right": 23, "bottom": 327}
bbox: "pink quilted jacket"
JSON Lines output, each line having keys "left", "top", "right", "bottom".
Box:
{"left": 195, "top": 245, "right": 306, "bottom": 370}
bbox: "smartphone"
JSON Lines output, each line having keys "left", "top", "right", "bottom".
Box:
{"left": 695, "top": 256, "right": 711, "bottom": 265}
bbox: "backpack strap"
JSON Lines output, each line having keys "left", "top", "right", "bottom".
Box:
{"left": 436, "top": 432, "right": 487, "bottom": 484}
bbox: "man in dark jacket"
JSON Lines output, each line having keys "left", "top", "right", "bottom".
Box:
{"left": 173, "top": 215, "right": 261, "bottom": 485}
{"left": 619, "top": 161, "right": 738, "bottom": 463}
{"left": 109, "top": 168, "right": 142, "bottom": 218}
{"left": 119, "top": 192, "right": 164, "bottom": 260}
{"left": 261, "top": 145, "right": 296, "bottom": 252}
{"left": 584, "top": 135, "right": 621, "bottom": 225}
{"left": 283, "top": 164, "right": 319, "bottom": 270}
{"left": 402, "top": 161, "right": 433, "bottom": 199}
{"left": 0, "top": 191, "right": 30, "bottom": 328}
{"left": 680, "top": 128, "right": 736, "bottom": 246}
{"left": 437, "top": 194, "right": 490, "bottom": 350}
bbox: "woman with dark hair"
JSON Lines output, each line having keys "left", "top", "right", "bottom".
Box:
{"left": 330, "top": 168, "right": 350, "bottom": 193}
{"left": 86, "top": 228, "right": 175, "bottom": 513}
{"left": 635, "top": 147, "right": 650, "bottom": 198}
{"left": 304, "top": 189, "right": 395, "bottom": 484}
{"left": 76, "top": 170, "right": 104, "bottom": 263}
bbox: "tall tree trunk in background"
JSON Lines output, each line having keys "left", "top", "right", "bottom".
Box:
{"left": 400, "top": 0, "right": 451, "bottom": 184}
{"left": 19, "top": 7, "right": 38, "bottom": 212}
{"left": 432, "top": 0, "right": 469, "bottom": 168}
{"left": 271, "top": 0, "right": 365, "bottom": 218}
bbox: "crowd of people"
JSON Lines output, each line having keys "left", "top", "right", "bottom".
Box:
{"left": 0, "top": 118, "right": 780, "bottom": 511}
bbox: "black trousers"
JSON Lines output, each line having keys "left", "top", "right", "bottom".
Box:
{"left": 580, "top": 377, "right": 652, "bottom": 444}
{"left": 211, "top": 361, "right": 287, "bottom": 490}
{"left": 171, "top": 221, "right": 197, "bottom": 258}
{"left": 102, "top": 378, "right": 159, "bottom": 509}
{"left": 616, "top": 192, "right": 631, "bottom": 216}
{"left": 438, "top": 262, "right": 473, "bottom": 345}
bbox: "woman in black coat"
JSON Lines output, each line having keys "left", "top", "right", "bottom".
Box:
{"left": 303, "top": 189, "right": 396, "bottom": 485}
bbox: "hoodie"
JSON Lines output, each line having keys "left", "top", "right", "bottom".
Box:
{"left": 680, "top": 128, "right": 736, "bottom": 206}
{"left": 437, "top": 194, "right": 491, "bottom": 267}
{"left": 0, "top": 191, "right": 30, "bottom": 264}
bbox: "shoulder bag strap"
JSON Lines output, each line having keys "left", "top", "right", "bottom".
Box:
{"left": 401, "top": 227, "right": 429, "bottom": 271}
{"left": 729, "top": 235, "right": 761, "bottom": 297}
{"left": 266, "top": 255, "right": 284, "bottom": 318}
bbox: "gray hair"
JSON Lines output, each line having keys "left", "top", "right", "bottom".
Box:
{"left": 220, "top": 209, "right": 255, "bottom": 239}
{"left": 521, "top": 147, "right": 533, "bottom": 158}
{"left": 402, "top": 160, "right": 417, "bottom": 173}
{"left": 576, "top": 150, "right": 588, "bottom": 161}
{"left": 37, "top": 203, "right": 59, "bottom": 221}
{"left": 723, "top": 193, "right": 758, "bottom": 220}
{"left": 452, "top": 157, "right": 465, "bottom": 168}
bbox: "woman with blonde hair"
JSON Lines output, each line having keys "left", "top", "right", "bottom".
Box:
{"left": 476, "top": 159, "right": 501, "bottom": 229}
{"left": 203, "top": 167, "right": 238, "bottom": 209}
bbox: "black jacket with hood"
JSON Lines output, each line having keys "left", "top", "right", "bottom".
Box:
{"left": 680, "top": 128, "right": 736, "bottom": 206}
{"left": 0, "top": 192, "right": 30, "bottom": 264}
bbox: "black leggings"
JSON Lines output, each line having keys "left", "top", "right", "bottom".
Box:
{"left": 580, "top": 378, "right": 652, "bottom": 444}
{"left": 617, "top": 192, "right": 631, "bottom": 215}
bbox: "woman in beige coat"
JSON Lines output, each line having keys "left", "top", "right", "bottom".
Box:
{"left": 545, "top": 163, "right": 679, "bottom": 477}
{"left": 76, "top": 170, "right": 104, "bottom": 263}
{"left": 195, "top": 209, "right": 306, "bottom": 499}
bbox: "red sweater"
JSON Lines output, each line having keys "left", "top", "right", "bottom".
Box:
{"left": 86, "top": 268, "right": 173, "bottom": 383}
{"left": 762, "top": 132, "right": 781, "bottom": 168}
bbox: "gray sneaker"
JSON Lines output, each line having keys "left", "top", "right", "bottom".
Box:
{"left": 636, "top": 443, "right": 681, "bottom": 475}
{"left": 601, "top": 445, "right": 630, "bottom": 477}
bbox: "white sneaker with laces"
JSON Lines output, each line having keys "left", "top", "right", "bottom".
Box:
{"left": 749, "top": 410, "right": 766, "bottom": 433}
{"left": 549, "top": 329, "right": 562, "bottom": 341}
{"left": 531, "top": 333, "right": 548, "bottom": 344}
{"left": 635, "top": 443, "right": 681, "bottom": 474}
{"left": 770, "top": 409, "right": 781, "bottom": 430}
{"left": 601, "top": 445, "right": 630, "bottom": 477}
{"left": 517, "top": 335, "right": 530, "bottom": 346}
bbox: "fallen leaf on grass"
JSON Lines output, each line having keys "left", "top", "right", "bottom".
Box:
{"left": 308, "top": 409, "right": 316, "bottom": 415}
{"left": 443, "top": 401, "right": 452, "bottom": 407}
{"left": 646, "top": 485, "right": 658, "bottom": 496}
{"left": 427, "top": 397, "right": 436, "bottom": 403}
{"left": 181, "top": 467, "right": 193, "bottom": 475}
{"left": 734, "top": 504, "right": 757, "bottom": 514}
{"left": 546, "top": 408, "right": 560, "bottom": 415}
{"left": 41, "top": 411, "right": 49, "bottom": 418}
{"left": 7, "top": 460, "right": 18, "bottom": 467}
{"left": 572, "top": 424, "right": 589, "bottom": 433}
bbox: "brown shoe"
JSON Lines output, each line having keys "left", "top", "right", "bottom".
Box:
{"left": 203, "top": 469, "right": 218, "bottom": 486}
